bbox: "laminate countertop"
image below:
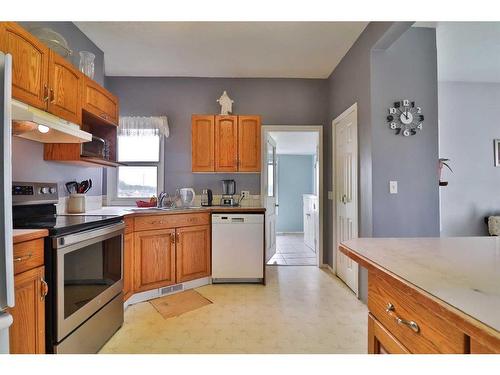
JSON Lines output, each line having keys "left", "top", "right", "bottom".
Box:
{"left": 70, "top": 206, "right": 266, "bottom": 217}
{"left": 13, "top": 229, "right": 48, "bottom": 243}
{"left": 340, "top": 237, "right": 500, "bottom": 334}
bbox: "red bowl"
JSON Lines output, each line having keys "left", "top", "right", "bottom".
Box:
{"left": 136, "top": 200, "right": 157, "bottom": 208}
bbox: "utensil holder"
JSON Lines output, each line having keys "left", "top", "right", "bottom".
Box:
{"left": 68, "top": 194, "right": 86, "bottom": 213}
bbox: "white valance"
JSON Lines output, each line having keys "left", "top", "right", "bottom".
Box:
{"left": 118, "top": 116, "right": 170, "bottom": 137}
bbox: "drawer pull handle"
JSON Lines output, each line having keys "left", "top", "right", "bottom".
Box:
{"left": 386, "top": 303, "right": 420, "bottom": 333}
{"left": 14, "top": 252, "right": 33, "bottom": 262}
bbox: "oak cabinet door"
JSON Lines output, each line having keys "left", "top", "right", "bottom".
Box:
{"left": 176, "top": 225, "right": 211, "bottom": 283}
{"left": 9, "top": 266, "right": 46, "bottom": 354}
{"left": 47, "top": 50, "right": 82, "bottom": 125}
{"left": 134, "top": 229, "right": 176, "bottom": 292}
{"left": 0, "top": 22, "right": 49, "bottom": 110}
{"left": 368, "top": 313, "right": 410, "bottom": 354}
{"left": 238, "top": 115, "right": 261, "bottom": 172}
{"left": 192, "top": 115, "right": 215, "bottom": 172}
{"left": 123, "top": 232, "right": 134, "bottom": 301}
{"left": 215, "top": 115, "right": 238, "bottom": 172}
{"left": 82, "top": 76, "right": 119, "bottom": 126}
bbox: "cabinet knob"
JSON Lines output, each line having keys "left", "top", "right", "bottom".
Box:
{"left": 50, "top": 88, "right": 55, "bottom": 104}
{"left": 385, "top": 303, "right": 420, "bottom": 333}
{"left": 14, "top": 252, "right": 32, "bottom": 263}
{"left": 43, "top": 84, "right": 49, "bottom": 102}
{"left": 170, "top": 232, "right": 175, "bottom": 244}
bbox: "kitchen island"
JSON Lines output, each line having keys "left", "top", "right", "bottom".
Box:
{"left": 340, "top": 237, "right": 500, "bottom": 354}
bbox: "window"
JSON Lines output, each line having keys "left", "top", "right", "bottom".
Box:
{"left": 107, "top": 116, "right": 168, "bottom": 205}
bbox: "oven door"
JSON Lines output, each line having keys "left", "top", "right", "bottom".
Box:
{"left": 54, "top": 222, "right": 124, "bottom": 342}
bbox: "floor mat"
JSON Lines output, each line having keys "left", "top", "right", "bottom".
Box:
{"left": 149, "top": 289, "right": 212, "bottom": 319}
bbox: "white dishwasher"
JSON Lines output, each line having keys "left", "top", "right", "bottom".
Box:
{"left": 211, "top": 213, "right": 264, "bottom": 283}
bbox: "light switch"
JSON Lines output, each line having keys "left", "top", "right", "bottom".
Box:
{"left": 389, "top": 181, "right": 398, "bottom": 194}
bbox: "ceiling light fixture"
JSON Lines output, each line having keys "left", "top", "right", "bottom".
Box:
{"left": 38, "top": 124, "right": 50, "bottom": 134}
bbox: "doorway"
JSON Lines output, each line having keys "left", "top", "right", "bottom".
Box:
{"left": 332, "top": 103, "right": 359, "bottom": 296}
{"left": 261, "top": 126, "right": 323, "bottom": 267}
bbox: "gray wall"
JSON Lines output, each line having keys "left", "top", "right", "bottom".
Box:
{"left": 371, "top": 27, "right": 440, "bottom": 237}
{"left": 106, "top": 77, "right": 328, "bottom": 196}
{"left": 12, "top": 22, "right": 106, "bottom": 196}
{"left": 439, "top": 81, "right": 500, "bottom": 236}
{"left": 276, "top": 154, "right": 314, "bottom": 232}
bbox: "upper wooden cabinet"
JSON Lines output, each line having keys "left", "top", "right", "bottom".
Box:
{"left": 215, "top": 115, "right": 239, "bottom": 172}
{"left": 82, "top": 76, "right": 119, "bottom": 126}
{"left": 192, "top": 114, "right": 261, "bottom": 173}
{"left": 192, "top": 115, "right": 215, "bottom": 172}
{"left": 0, "top": 22, "right": 49, "bottom": 110}
{"left": 238, "top": 115, "right": 261, "bottom": 172}
{"left": 48, "top": 51, "right": 82, "bottom": 125}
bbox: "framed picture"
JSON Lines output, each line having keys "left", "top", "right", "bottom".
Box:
{"left": 495, "top": 139, "right": 500, "bottom": 167}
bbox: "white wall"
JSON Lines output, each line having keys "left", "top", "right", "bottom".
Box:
{"left": 439, "top": 81, "right": 500, "bottom": 236}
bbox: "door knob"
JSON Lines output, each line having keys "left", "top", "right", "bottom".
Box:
{"left": 341, "top": 194, "right": 347, "bottom": 204}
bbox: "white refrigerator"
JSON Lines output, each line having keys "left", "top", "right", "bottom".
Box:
{"left": 0, "top": 51, "right": 14, "bottom": 354}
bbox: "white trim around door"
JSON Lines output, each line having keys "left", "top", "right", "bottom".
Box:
{"left": 261, "top": 125, "right": 324, "bottom": 267}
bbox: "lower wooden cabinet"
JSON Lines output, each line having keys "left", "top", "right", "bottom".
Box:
{"left": 176, "top": 225, "right": 211, "bottom": 283}
{"left": 368, "top": 313, "right": 409, "bottom": 354}
{"left": 134, "top": 228, "right": 176, "bottom": 292}
{"left": 9, "top": 266, "right": 46, "bottom": 354}
{"left": 123, "top": 232, "right": 134, "bottom": 301}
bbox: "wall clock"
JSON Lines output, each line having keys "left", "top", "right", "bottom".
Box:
{"left": 386, "top": 99, "right": 424, "bottom": 136}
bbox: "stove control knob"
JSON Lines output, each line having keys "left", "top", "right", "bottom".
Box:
{"left": 40, "top": 187, "right": 50, "bottom": 194}
{"left": 49, "top": 187, "right": 56, "bottom": 194}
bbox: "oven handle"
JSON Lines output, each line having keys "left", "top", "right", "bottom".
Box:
{"left": 54, "top": 221, "right": 125, "bottom": 249}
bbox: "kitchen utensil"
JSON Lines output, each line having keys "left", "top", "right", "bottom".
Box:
{"left": 222, "top": 179, "right": 236, "bottom": 196}
{"left": 65, "top": 181, "right": 78, "bottom": 195}
{"left": 179, "top": 188, "right": 196, "bottom": 207}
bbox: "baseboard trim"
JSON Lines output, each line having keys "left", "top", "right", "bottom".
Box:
{"left": 124, "top": 277, "right": 211, "bottom": 309}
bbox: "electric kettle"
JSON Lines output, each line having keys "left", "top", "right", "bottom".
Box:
{"left": 178, "top": 188, "right": 196, "bottom": 207}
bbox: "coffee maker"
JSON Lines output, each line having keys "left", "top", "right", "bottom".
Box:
{"left": 220, "top": 179, "right": 237, "bottom": 206}
{"left": 201, "top": 189, "right": 213, "bottom": 206}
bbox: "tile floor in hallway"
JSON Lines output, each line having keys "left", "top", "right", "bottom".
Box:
{"left": 100, "top": 266, "right": 367, "bottom": 354}
{"left": 268, "top": 233, "right": 317, "bottom": 266}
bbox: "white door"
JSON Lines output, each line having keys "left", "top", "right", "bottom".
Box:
{"left": 334, "top": 105, "right": 359, "bottom": 295}
{"left": 263, "top": 135, "right": 277, "bottom": 262}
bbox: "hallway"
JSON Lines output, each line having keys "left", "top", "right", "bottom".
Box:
{"left": 268, "top": 233, "right": 317, "bottom": 266}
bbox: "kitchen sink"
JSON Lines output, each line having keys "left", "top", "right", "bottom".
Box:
{"left": 127, "top": 206, "right": 203, "bottom": 212}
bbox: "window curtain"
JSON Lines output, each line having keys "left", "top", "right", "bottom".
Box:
{"left": 118, "top": 116, "right": 169, "bottom": 137}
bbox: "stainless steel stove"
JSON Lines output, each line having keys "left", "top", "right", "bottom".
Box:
{"left": 12, "top": 181, "right": 124, "bottom": 354}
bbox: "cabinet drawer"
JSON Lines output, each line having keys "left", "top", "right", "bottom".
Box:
{"left": 368, "top": 270, "right": 467, "bottom": 353}
{"left": 134, "top": 212, "right": 210, "bottom": 232}
{"left": 13, "top": 239, "right": 44, "bottom": 275}
{"left": 368, "top": 313, "right": 410, "bottom": 354}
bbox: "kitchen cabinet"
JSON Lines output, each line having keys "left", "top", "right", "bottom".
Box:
{"left": 123, "top": 217, "right": 134, "bottom": 301}
{"left": 192, "top": 115, "right": 215, "bottom": 172}
{"left": 47, "top": 50, "right": 82, "bottom": 125}
{"left": 0, "top": 22, "right": 49, "bottom": 110}
{"left": 134, "top": 228, "right": 177, "bottom": 292}
{"left": 340, "top": 241, "right": 500, "bottom": 354}
{"left": 237, "top": 115, "right": 261, "bottom": 172}
{"left": 176, "top": 225, "right": 211, "bottom": 283}
{"left": 9, "top": 236, "right": 48, "bottom": 354}
{"left": 130, "top": 212, "right": 211, "bottom": 295}
{"left": 215, "top": 115, "right": 238, "bottom": 172}
{"left": 368, "top": 313, "right": 410, "bottom": 354}
{"left": 192, "top": 114, "right": 261, "bottom": 173}
{"left": 82, "top": 76, "right": 119, "bottom": 126}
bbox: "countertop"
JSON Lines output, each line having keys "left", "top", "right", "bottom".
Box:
{"left": 71, "top": 205, "right": 266, "bottom": 217}
{"left": 13, "top": 229, "right": 48, "bottom": 244}
{"left": 340, "top": 237, "right": 500, "bottom": 333}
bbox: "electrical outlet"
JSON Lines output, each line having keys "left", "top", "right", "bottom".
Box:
{"left": 389, "top": 181, "right": 398, "bottom": 194}
{"left": 241, "top": 190, "right": 250, "bottom": 199}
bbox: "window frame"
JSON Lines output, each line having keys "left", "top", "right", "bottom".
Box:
{"left": 106, "top": 135, "right": 164, "bottom": 206}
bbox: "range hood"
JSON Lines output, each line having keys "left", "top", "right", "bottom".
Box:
{"left": 11, "top": 100, "right": 92, "bottom": 143}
